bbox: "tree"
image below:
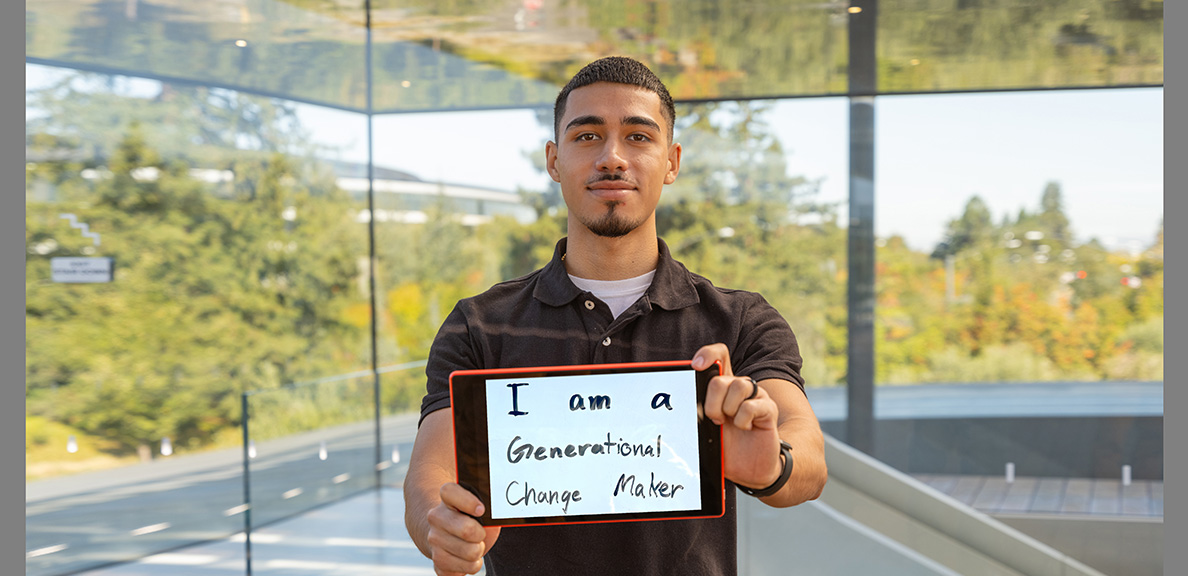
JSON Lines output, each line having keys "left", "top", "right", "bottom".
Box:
{"left": 932, "top": 195, "right": 994, "bottom": 258}
{"left": 26, "top": 127, "right": 368, "bottom": 458}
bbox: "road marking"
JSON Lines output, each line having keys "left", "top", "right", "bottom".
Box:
{"left": 376, "top": 461, "right": 393, "bottom": 471}
{"left": 231, "top": 532, "right": 283, "bottom": 544}
{"left": 224, "top": 504, "right": 250, "bottom": 516}
{"left": 141, "top": 553, "right": 218, "bottom": 565}
{"left": 26, "top": 544, "right": 68, "bottom": 558}
{"left": 325, "top": 537, "right": 419, "bottom": 549}
{"left": 333, "top": 473, "right": 351, "bottom": 484}
{"left": 265, "top": 559, "right": 435, "bottom": 574}
{"left": 282, "top": 488, "right": 304, "bottom": 499}
{"left": 130, "top": 522, "right": 171, "bottom": 536}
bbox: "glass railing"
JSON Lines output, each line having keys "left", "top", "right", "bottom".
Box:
{"left": 240, "top": 361, "right": 426, "bottom": 572}
{"left": 26, "top": 421, "right": 246, "bottom": 575}
{"left": 24, "top": 362, "right": 427, "bottom": 576}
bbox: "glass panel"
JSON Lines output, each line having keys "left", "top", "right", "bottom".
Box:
{"left": 26, "top": 0, "right": 369, "bottom": 110}
{"left": 25, "top": 62, "right": 371, "bottom": 573}
{"left": 369, "top": 98, "right": 848, "bottom": 450}
{"left": 879, "top": 0, "right": 1164, "bottom": 93}
{"left": 244, "top": 377, "right": 377, "bottom": 530}
{"left": 872, "top": 88, "right": 1163, "bottom": 572}
{"left": 664, "top": 98, "right": 850, "bottom": 391}
{"left": 379, "top": 363, "right": 429, "bottom": 487}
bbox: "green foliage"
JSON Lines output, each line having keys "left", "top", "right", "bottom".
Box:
{"left": 26, "top": 122, "right": 369, "bottom": 457}
{"left": 878, "top": 181, "right": 1164, "bottom": 385}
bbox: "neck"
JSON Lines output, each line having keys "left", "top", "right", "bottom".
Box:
{"left": 563, "top": 220, "right": 660, "bottom": 281}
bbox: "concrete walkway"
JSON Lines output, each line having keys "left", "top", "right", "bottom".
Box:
{"left": 81, "top": 487, "right": 437, "bottom": 576}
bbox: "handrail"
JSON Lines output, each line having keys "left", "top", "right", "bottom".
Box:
{"left": 821, "top": 433, "right": 1108, "bottom": 576}
{"left": 242, "top": 360, "right": 428, "bottom": 397}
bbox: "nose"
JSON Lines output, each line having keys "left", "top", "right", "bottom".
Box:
{"left": 596, "top": 139, "right": 627, "bottom": 173}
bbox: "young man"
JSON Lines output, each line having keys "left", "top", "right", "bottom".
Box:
{"left": 404, "top": 56, "right": 827, "bottom": 576}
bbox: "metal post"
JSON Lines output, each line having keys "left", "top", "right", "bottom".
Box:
{"left": 846, "top": 0, "right": 877, "bottom": 455}
{"left": 241, "top": 393, "right": 253, "bottom": 575}
{"left": 364, "top": 0, "right": 383, "bottom": 488}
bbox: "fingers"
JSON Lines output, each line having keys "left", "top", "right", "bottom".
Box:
{"left": 704, "top": 374, "right": 773, "bottom": 429}
{"left": 426, "top": 484, "right": 491, "bottom": 575}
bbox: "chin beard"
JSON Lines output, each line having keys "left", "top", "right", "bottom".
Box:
{"left": 582, "top": 203, "right": 645, "bottom": 238}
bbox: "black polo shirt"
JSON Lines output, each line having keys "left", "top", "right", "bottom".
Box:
{"left": 420, "top": 237, "right": 804, "bottom": 576}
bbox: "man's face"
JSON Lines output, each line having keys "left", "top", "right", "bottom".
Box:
{"left": 547, "top": 82, "right": 681, "bottom": 239}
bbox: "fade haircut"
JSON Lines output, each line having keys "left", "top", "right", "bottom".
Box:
{"left": 553, "top": 56, "right": 676, "bottom": 143}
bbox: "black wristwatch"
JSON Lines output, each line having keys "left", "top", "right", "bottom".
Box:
{"left": 737, "top": 440, "right": 794, "bottom": 498}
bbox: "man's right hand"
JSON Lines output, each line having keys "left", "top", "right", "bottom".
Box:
{"left": 425, "top": 482, "right": 502, "bottom": 575}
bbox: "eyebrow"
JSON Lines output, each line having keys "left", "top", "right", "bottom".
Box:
{"left": 564, "top": 115, "right": 604, "bottom": 133}
{"left": 622, "top": 115, "right": 662, "bottom": 132}
{"left": 564, "top": 115, "right": 663, "bottom": 133}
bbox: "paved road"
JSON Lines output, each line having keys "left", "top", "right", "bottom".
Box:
{"left": 26, "top": 413, "right": 422, "bottom": 576}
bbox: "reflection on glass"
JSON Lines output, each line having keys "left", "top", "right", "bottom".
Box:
{"left": 879, "top": 0, "right": 1163, "bottom": 92}
{"left": 26, "top": 0, "right": 368, "bottom": 109}
{"left": 369, "top": 0, "right": 848, "bottom": 110}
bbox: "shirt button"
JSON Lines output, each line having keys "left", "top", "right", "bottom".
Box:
{"left": 584, "top": 300, "right": 595, "bottom": 310}
{"left": 602, "top": 337, "right": 612, "bottom": 347}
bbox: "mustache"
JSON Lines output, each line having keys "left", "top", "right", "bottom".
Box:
{"left": 585, "top": 173, "right": 636, "bottom": 186}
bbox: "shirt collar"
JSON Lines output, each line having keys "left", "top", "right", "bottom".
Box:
{"left": 534, "top": 237, "right": 700, "bottom": 311}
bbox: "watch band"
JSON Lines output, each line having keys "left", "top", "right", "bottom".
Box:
{"left": 738, "top": 440, "right": 794, "bottom": 498}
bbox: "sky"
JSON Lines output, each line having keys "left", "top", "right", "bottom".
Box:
{"left": 27, "top": 64, "right": 1164, "bottom": 254}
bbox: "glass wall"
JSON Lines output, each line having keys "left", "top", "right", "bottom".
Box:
{"left": 24, "top": 64, "right": 372, "bottom": 573}
{"left": 875, "top": 88, "right": 1163, "bottom": 386}
{"left": 870, "top": 87, "right": 1163, "bottom": 573}
{"left": 26, "top": 1, "right": 1162, "bottom": 575}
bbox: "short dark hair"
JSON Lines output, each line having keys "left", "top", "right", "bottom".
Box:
{"left": 553, "top": 56, "right": 676, "bottom": 143}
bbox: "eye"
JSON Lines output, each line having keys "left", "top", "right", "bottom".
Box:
{"left": 627, "top": 133, "right": 652, "bottom": 142}
{"left": 574, "top": 132, "right": 599, "bottom": 142}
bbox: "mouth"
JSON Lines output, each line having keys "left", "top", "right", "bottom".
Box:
{"left": 586, "top": 177, "right": 636, "bottom": 200}
{"left": 586, "top": 180, "right": 636, "bottom": 191}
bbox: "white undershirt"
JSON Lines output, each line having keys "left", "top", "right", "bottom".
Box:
{"left": 568, "top": 270, "right": 656, "bottom": 319}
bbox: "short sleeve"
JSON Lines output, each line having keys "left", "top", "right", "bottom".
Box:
{"left": 731, "top": 294, "right": 806, "bottom": 395}
{"left": 418, "top": 302, "right": 480, "bottom": 425}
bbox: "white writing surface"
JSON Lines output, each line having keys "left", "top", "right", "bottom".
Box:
{"left": 485, "top": 370, "right": 702, "bottom": 520}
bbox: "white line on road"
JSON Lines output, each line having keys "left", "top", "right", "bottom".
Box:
{"left": 231, "top": 532, "right": 284, "bottom": 544}
{"left": 130, "top": 522, "right": 171, "bottom": 536}
{"left": 224, "top": 504, "right": 250, "bottom": 516}
{"left": 333, "top": 473, "right": 351, "bottom": 484}
{"left": 141, "top": 553, "right": 219, "bottom": 565}
{"left": 26, "top": 544, "right": 68, "bottom": 558}
{"left": 325, "top": 537, "right": 418, "bottom": 549}
{"left": 282, "top": 488, "right": 304, "bottom": 499}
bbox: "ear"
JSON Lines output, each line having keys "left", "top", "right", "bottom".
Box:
{"left": 663, "top": 142, "right": 682, "bottom": 185}
{"left": 545, "top": 140, "right": 561, "bottom": 183}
